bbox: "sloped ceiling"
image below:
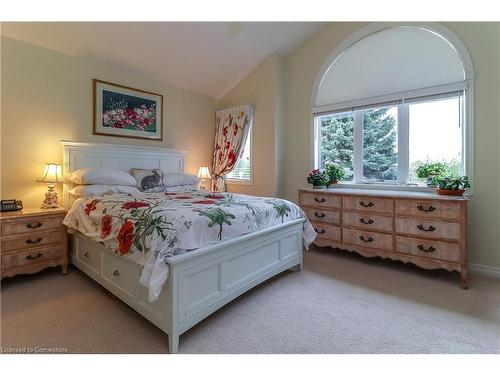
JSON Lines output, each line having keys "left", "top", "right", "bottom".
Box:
{"left": 1, "top": 22, "right": 325, "bottom": 98}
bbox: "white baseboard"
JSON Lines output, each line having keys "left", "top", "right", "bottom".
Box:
{"left": 469, "top": 263, "right": 500, "bottom": 278}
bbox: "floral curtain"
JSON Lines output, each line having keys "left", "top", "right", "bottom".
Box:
{"left": 211, "top": 104, "right": 253, "bottom": 192}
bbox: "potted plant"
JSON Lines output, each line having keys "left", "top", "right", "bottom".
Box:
{"left": 324, "top": 161, "right": 345, "bottom": 185}
{"left": 307, "top": 169, "right": 329, "bottom": 189}
{"left": 435, "top": 176, "right": 470, "bottom": 196}
{"left": 415, "top": 162, "right": 447, "bottom": 186}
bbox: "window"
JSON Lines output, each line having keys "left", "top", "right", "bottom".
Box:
{"left": 315, "top": 93, "right": 464, "bottom": 185}
{"left": 226, "top": 128, "right": 251, "bottom": 182}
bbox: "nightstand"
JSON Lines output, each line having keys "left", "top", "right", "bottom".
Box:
{"left": 1, "top": 207, "right": 68, "bottom": 279}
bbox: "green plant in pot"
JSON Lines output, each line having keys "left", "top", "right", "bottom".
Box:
{"left": 435, "top": 176, "right": 470, "bottom": 196}
{"left": 324, "top": 161, "right": 345, "bottom": 185}
{"left": 307, "top": 169, "right": 329, "bottom": 189}
{"left": 415, "top": 162, "right": 447, "bottom": 186}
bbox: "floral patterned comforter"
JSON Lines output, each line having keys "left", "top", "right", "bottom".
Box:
{"left": 63, "top": 191, "right": 316, "bottom": 301}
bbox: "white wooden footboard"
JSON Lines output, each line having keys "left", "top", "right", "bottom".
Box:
{"left": 69, "top": 218, "right": 304, "bottom": 353}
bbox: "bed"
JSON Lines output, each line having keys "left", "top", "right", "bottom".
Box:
{"left": 61, "top": 141, "right": 314, "bottom": 353}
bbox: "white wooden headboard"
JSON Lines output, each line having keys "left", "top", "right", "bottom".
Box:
{"left": 61, "top": 141, "right": 186, "bottom": 209}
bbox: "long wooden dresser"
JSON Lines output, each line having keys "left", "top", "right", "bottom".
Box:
{"left": 298, "top": 188, "right": 469, "bottom": 288}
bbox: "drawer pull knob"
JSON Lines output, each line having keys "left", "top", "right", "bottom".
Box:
{"left": 359, "top": 235, "right": 374, "bottom": 243}
{"left": 113, "top": 270, "right": 120, "bottom": 277}
{"left": 417, "top": 224, "right": 436, "bottom": 232}
{"left": 359, "top": 218, "right": 374, "bottom": 225}
{"left": 83, "top": 252, "right": 90, "bottom": 258}
{"left": 359, "top": 201, "right": 374, "bottom": 208}
{"left": 26, "top": 222, "right": 43, "bottom": 229}
{"left": 314, "top": 228, "right": 326, "bottom": 234}
{"left": 314, "top": 197, "right": 326, "bottom": 203}
{"left": 26, "top": 237, "right": 43, "bottom": 244}
{"left": 314, "top": 212, "right": 326, "bottom": 218}
{"left": 417, "top": 205, "right": 436, "bottom": 212}
{"left": 417, "top": 244, "right": 436, "bottom": 253}
{"left": 26, "top": 253, "right": 43, "bottom": 260}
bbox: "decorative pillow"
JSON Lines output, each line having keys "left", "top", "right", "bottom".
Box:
{"left": 66, "top": 168, "right": 136, "bottom": 186}
{"left": 130, "top": 168, "right": 163, "bottom": 191}
{"left": 163, "top": 172, "right": 199, "bottom": 187}
{"left": 69, "top": 185, "right": 141, "bottom": 197}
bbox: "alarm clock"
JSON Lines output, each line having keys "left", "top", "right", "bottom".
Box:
{"left": 0, "top": 199, "right": 23, "bottom": 212}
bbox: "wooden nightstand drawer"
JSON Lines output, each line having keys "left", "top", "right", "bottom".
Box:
{"left": 1, "top": 214, "right": 65, "bottom": 237}
{"left": 1, "top": 245, "right": 62, "bottom": 271}
{"left": 299, "top": 192, "right": 341, "bottom": 209}
{"left": 396, "top": 199, "right": 462, "bottom": 220}
{"left": 303, "top": 207, "right": 340, "bottom": 225}
{"left": 1, "top": 231, "right": 65, "bottom": 254}
{"left": 396, "top": 236, "right": 460, "bottom": 263}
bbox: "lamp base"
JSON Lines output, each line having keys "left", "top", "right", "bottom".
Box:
{"left": 41, "top": 185, "right": 60, "bottom": 209}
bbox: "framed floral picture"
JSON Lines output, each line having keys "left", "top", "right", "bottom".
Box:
{"left": 93, "top": 79, "right": 163, "bottom": 140}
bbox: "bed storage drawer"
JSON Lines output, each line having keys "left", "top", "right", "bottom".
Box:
{"left": 76, "top": 239, "right": 102, "bottom": 274}
{"left": 342, "top": 228, "right": 393, "bottom": 252}
{"left": 396, "top": 236, "right": 460, "bottom": 262}
{"left": 395, "top": 218, "right": 460, "bottom": 241}
{"left": 303, "top": 207, "right": 340, "bottom": 225}
{"left": 102, "top": 252, "right": 140, "bottom": 299}
{"left": 342, "top": 212, "right": 393, "bottom": 233}
{"left": 396, "top": 199, "right": 462, "bottom": 220}
{"left": 299, "top": 192, "right": 341, "bottom": 209}
{"left": 343, "top": 196, "right": 393, "bottom": 215}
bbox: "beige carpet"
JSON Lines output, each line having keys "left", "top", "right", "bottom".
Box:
{"left": 1, "top": 246, "right": 499, "bottom": 354}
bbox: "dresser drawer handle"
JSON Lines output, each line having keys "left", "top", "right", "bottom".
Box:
{"left": 417, "top": 224, "right": 436, "bottom": 232}
{"left": 314, "top": 212, "right": 326, "bottom": 218}
{"left": 26, "top": 222, "right": 43, "bottom": 229}
{"left": 359, "top": 201, "right": 374, "bottom": 208}
{"left": 83, "top": 252, "right": 90, "bottom": 258}
{"left": 314, "top": 228, "right": 326, "bottom": 234}
{"left": 113, "top": 270, "right": 120, "bottom": 277}
{"left": 359, "top": 235, "right": 374, "bottom": 243}
{"left": 359, "top": 218, "right": 374, "bottom": 225}
{"left": 26, "top": 237, "right": 43, "bottom": 244}
{"left": 26, "top": 253, "right": 43, "bottom": 260}
{"left": 417, "top": 244, "right": 436, "bottom": 253}
{"left": 417, "top": 205, "right": 436, "bottom": 212}
{"left": 314, "top": 197, "right": 326, "bottom": 203}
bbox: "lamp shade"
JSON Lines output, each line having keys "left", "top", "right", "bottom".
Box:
{"left": 197, "top": 166, "right": 211, "bottom": 179}
{"left": 38, "top": 163, "right": 63, "bottom": 184}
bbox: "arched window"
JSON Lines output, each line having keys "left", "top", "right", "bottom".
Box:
{"left": 312, "top": 24, "right": 474, "bottom": 187}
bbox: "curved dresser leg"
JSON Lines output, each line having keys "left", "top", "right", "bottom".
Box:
{"left": 169, "top": 333, "right": 179, "bottom": 354}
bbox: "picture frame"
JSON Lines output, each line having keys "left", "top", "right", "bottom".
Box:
{"left": 93, "top": 79, "right": 163, "bottom": 141}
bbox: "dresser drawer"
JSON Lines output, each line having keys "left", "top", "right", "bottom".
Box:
{"left": 396, "top": 199, "right": 462, "bottom": 220}
{"left": 303, "top": 207, "right": 340, "bottom": 225}
{"left": 311, "top": 222, "right": 341, "bottom": 242}
{"left": 395, "top": 218, "right": 460, "bottom": 241}
{"left": 343, "top": 196, "right": 393, "bottom": 215}
{"left": 299, "top": 192, "right": 341, "bottom": 209}
{"left": 1, "top": 231, "right": 64, "bottom": 254}
{"left": 76, "top": 239, "right": 102, "bottom": 274}
{"left": 102, "top": 251, "right": 140, "bottom": 299}
{"left": 396, "top": 236, "right": 460, "bottom": 263}
{"left": 342, "top": 228, "right": 393, "bottom": 252}
{"left": 1, "top": 245, "right": 63, "bottom": 271}
{"left": 342, "top": 212, "right": 393, "bottom": 233}
{"left": 1, "top": 215, "right": 65, "bottom": 237}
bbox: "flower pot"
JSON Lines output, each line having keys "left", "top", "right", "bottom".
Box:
{"left": 436, "top": 189, "right": 465, "bottom": 196}
{"left": 329, "top": 179, "right": 338, "bottom": 185}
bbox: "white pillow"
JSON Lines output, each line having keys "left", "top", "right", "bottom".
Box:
{"left": 69, "top": 185, "right": 141, "bottom": 197}
{"left": 66, "top": 168, "right": 136, "bottom": 186}
{"left": 163, "top": 172, "right": 199, "bottom": 187}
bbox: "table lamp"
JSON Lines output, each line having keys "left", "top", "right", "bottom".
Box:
{"left": 197, "top": 167, "right": 211, "bottom": 190}
{"left": 37, "top": 163, "right": 63, "bottom": 208}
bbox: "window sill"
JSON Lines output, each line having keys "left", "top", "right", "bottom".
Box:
{"left": 226, "top": 179, "right": 253, "bottom": 186}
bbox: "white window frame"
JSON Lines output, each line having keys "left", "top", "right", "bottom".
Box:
{"left": 314, "top": 90, "right": 467, "bottom": 188}
{"left": 310, "top": 23, "right": 475, "bottom": 193}
{"left": 225, "top": 126, "right": 253, "bottom": 186}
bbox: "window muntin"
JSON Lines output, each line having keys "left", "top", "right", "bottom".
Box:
{"left": 315, "top": 93, "right": 464, "bottom": 185}
{"left": 226, "top": 128, "right": 251, "bottom": 181}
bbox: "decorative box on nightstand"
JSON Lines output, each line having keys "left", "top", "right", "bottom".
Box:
{"left": 1, "top": 207, "right": 68, "bottom": 279}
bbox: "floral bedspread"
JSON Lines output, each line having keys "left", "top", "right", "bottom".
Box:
{"left": 63, "top": 191, "right": 316, "bottom": 301}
